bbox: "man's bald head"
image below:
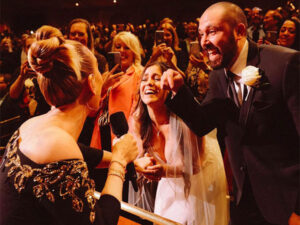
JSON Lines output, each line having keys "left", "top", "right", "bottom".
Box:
{"left": 199, "top": 2, "right": 248, "bottom": 69}
{"left": 204, "top": 2, "right": 248, "bottom": 29}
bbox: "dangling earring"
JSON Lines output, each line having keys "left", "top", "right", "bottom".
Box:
{"left": 85, "top": 73, "right": 99, "bottom": 112}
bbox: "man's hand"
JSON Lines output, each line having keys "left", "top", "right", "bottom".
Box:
{"left": 160, "top": 69, "right": 184, "bottom": 96}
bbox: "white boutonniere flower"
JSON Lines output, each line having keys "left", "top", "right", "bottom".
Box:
{"left": 240, "top": 66, "right": 261, "bottom": 87}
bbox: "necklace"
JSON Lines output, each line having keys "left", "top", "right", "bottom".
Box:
{"left": 152, "top": 123, "right": 161, "bottom": 137}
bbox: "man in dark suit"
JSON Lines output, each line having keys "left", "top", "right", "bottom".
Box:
{"left": 161, "top": 2, "right": 299, "bottom": 225}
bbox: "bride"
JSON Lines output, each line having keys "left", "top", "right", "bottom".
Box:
{"left": 129, "top": 62, "right": 229, "bottom": 225}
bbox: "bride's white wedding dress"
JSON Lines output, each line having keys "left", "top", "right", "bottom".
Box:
{"left": 154, "top": 117, "right": 229, "bottom": 225}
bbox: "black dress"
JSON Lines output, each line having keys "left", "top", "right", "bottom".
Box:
{"left": 0, "top": 130, "right": 121, "bottom": 225}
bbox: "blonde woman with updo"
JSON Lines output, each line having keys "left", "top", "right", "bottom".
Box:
{"left": 0, "top": 26, "right": 138, "bottom": 225}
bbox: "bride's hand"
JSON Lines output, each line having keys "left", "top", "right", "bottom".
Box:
{"left": 134, "top": 155, "right": 155, "bottom": 173}
{"left": 142, "top": 164, "right": 166, "bottom": 181}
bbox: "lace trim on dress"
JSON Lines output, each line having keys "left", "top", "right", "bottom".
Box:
{"left": 4, "top": 129, "right": 97, "bottom": 223}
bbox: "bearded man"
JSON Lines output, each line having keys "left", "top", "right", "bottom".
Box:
{"left": 161, "top": 2, "right": 300, "bottom": 225}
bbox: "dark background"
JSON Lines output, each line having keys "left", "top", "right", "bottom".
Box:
{"left": 1, "top": 0, "right": 289, "bottom": 34}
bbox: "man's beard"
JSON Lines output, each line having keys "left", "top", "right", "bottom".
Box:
{"left": 206, "top": 35, "right": 237, "bottom": 70}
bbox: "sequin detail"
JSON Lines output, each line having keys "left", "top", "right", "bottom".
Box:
{"left": 4, "top": 130, "right": 97, "bottom": 223}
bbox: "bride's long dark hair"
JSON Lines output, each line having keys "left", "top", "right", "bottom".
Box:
{"left": 133, "top": 61, "right": 171, "bottom": 153}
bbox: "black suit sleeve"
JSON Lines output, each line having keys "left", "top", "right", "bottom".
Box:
{"left": 283, "top": 52, "right": 300, "bottom": 136}
{"left": 283, "top": 52, "right": 300, "bottom": 214}
{"left": 78, "top": 143, "right": 103, "bottom": 170}
{"left": 165, "top": 84, "right": 237, "bottom": 137}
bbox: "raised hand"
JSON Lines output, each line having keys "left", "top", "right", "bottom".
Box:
{"left": 101, "top": 64, "right": 124, "bottom": 96}
{"left": 20, "top": 61, "right": 36, "bottom": 79}
{"left": 160, "top": 69, "right": 184, "bottom": 96}
{"left": 151, "top": 43, "right": 166, "bottom": 61}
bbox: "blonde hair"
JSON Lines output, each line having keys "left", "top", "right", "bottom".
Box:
{"left": 112, "top": 31, "right": 144, "bottom": 71}
{"left": 36, "top": 25, "right": 64, "bottom": 42}
{"left": 28, "top": 26, "right": 95, "bottom": 107}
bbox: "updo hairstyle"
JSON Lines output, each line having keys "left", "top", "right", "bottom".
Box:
{"left": 28, "top": 25, "right": 95, "bottom": 107}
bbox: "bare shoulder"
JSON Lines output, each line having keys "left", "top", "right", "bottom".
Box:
{"left": 19, "top": 126, "right": 83, "bottom": 164}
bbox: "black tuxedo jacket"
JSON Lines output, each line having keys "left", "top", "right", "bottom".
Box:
{"left": 166, "top": 41, "right": 299, "bottom": 224}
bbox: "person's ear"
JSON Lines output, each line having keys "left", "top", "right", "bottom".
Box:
{"left": 236, "top": 23, "right": 247, "bottom": 38}
{"left": 87, "top": 74, "right": 97, "bottom": 95}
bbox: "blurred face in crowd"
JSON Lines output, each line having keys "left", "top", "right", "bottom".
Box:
{"left": 114, "top": 39, "right": 134, "bottom": 71}
{"left": 187, "top": 23, "right": 198, "bottom": 40}
{"left": 140, "top": 65, "right": 168, "bottom": 106}
{"left": 69, "top": 22, "right": 88, "bottom": 47}
{"left": 278, "top": 20, "right": 296, "bottom": 48}
{"left": 251, "top": 8, "right": 263, "bottom": 26}
{"left": 0, "top": 37, "right": 13, "bottom": 52}
{"left": 199, "top": 8, "right": 238, "bottom": 69}
{"left": 163, "top": 28, "right": 173, "bottom": 47}
{"left": 263, "top": 10, "right": 279, "bottom": 31}
{"left": 244, "top": 8, "right": 252, "bottom": 21}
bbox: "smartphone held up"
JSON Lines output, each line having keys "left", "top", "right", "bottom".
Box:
{"left": 155, "top": 30, "right": 165, "bottom": 45}
{"left": 107, "top": 52, "right": 122, "bottom": 73}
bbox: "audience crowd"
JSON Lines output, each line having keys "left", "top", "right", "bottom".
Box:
{"left": 0, "top": 1, "right": 299, "bottom": 224}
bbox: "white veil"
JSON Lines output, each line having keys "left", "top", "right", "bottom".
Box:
{"left": 153, "top": 113, "right": 229, "bottom": 225}
{"left": 128, "top": 113, "right": 229, "bottom": 225}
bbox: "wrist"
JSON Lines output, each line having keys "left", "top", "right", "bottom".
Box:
{"left": 111, "top": 156, "right": 127, "bottom": 168}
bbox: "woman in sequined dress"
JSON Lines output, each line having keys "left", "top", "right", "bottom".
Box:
{"left": 0, "top": 25, "right": 138, "bottom": 225}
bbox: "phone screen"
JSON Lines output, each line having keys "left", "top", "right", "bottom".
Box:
{"left": 107, "top": 52, "right": 122, "bottom": 73}
{"left": 190, "top": 41, "right": 201, "bottom": 59}
{"left": 155, "top": 30, "right": 164, "bottom": 45}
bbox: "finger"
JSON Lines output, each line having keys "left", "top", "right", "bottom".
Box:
{"left": 167, "top": 71, "right": 174, "bottom": 89}
{"left": 110, "top": 64, "right": 120, "bottom": 74}
{"left": 110, "top": 71, "right": 124, "bottom": 79}
{"left": 142, "top": 168, "right": 159, "bottom": 174}
{"left": 146, "top": 164, "right": 162, "bottom": 170}
{"left": 161, "top": 70, "right": 171, "bottom": 90}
